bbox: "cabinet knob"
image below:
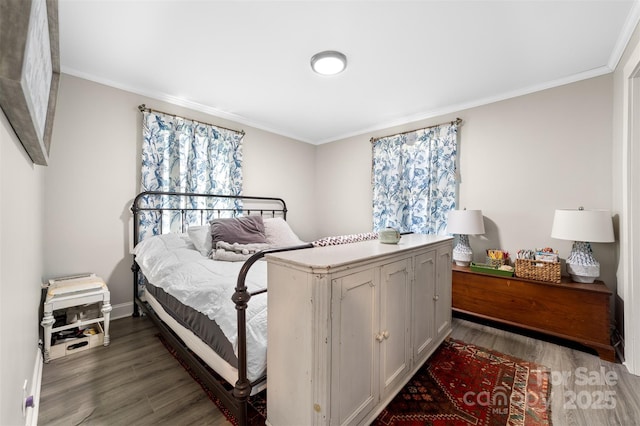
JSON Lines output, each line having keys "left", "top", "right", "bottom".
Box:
{"left": 376, "top": 331, "right": 390, "bottom": 342}
{"left": 433, "top": 294, "right": 439, "bottom": 301}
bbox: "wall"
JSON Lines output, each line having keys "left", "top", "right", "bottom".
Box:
{"left": 316, "top": 75, "right": 616, "bottom": 292}
{"left": 0, "top": 109, "right": 45, "bottom": 425}
{"left": 612, "top": 14, "right": 640, "bottom": 374}
{"left": 44, "top": 74, "right": 317, "bottom": 317}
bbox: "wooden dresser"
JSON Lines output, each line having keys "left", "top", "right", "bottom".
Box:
{"left": 452, "top": 265, "right": 615, "bottom": 362}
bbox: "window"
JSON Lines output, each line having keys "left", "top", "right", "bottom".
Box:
{"left": 372, "top": 121, "right": 459, "bottom": 235}
{"left": 138, "top": 109, "right": 244, "bottom": 239}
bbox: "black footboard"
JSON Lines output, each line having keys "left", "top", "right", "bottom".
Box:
{"left": 231, "top": 244, "right": 312, "bottom": 424}
{"left": 130, "top": 190, "right": 310, "bottom": 425}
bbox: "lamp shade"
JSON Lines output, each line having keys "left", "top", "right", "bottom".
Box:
{"left": 446, "top": 210, "right": 485, "bottom": 235}
{"left": 551, "top": 209, "right": 614, "bottom": 243}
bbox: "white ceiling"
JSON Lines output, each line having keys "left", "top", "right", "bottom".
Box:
{"left": 58, "top": 0, "right": 639, "bottom": 144}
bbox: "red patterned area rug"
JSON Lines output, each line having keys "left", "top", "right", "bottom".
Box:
{"left": 373, "top": 338, "right": 552, "bottom": 426}
{"left": 160, "top": 335, "right": 551, "bottom": 426}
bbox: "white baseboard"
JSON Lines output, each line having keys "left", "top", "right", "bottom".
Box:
{"left": 25, "top": 348, "right": 42, "bottom": 426}
{"left": 110, "top": 301, "right": 134, "bottom": 320}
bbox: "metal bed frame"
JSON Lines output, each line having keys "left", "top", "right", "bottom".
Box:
{"left": 131, "top": 191, "right": 312, "bottom": 425}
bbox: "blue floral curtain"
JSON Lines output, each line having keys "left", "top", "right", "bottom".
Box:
{"left": 372, "top": 122, "right": 458, "bottom": 235}
{"left": 138, "top": 110, "right": 244, "bottom": 240}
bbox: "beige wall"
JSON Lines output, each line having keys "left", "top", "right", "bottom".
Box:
{"left": 316, "top": 75, "right": 616, "bottom": 292}
{"left": 44, "top": 74, "right": 317, "bottom": 316}
{"left": 612, "top": 13, "right": 640, "bottom": 374}
{"left": 0, "top": 109, "right": 45, "bottom": 425}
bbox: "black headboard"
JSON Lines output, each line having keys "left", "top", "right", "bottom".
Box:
{"left": 130, "top": 190, "right": 288, "bottom": 246}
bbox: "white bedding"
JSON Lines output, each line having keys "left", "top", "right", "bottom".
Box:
{"left": 133, "top": 233, "right": 268, "bottom": 382}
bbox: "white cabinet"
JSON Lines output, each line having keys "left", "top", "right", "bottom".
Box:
{"left": 413, "top": 244, "right": 453, "bottom": 360}
{"left": 412, "top": 249, "right": 437, "bottom": 364}
{"left": 265, "top": 234, "right": 453, "bottom": 426}
{"left": 330, "top": 268, "right": 379, "bottom": 426}
{"left": 435, "top": 245, "right": 453, "bottom": 339}
{"left": 378, "top": 259, "right": 412, "bottom": 398}
{"left": 330, "top": 258, "right": 412, "bottom": 425}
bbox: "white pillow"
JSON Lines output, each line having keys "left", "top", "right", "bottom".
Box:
{"left": 263, "top": 217, "right": 305, "bottom": 247}
{"left": 187, "top": 225, "right": 213, "bottom": 256}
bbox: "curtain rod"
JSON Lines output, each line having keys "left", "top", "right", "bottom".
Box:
{"left": 370, "top": 117, "right": 462, "bottom": 143}
{"left": 138, "top": 104, "right": 245, "bottom": 135}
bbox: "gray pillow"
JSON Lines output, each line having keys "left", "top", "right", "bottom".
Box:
{"left": 210, "top": 216, "right": 267, "bottom": 245}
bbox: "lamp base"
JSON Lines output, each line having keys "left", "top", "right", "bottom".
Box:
{"left": 453, "top": 259, "right": 472, "bottom": 267}
{"left": 566, "top": 241, "right": 600, "bottom": 283}
{"left": 567, "top": 263, "right": 599, "bottom": 283}
{"left": 453, "top": 234, "right": 473, "bottom": 267}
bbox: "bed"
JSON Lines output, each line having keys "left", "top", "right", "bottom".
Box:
{"left": 131, "top": 191, "right": 312, "bottom": 425}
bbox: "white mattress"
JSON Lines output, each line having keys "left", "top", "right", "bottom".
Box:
{"left": 133, "top": 232, "right": 268, "bottom": 383}
{"left": 144, "top": 290, "right": 266, "bottom": 394}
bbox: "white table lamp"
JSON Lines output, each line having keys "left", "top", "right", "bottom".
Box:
{"left": 447, "top": 209, "right": 485, "bottom": 266}
{"left": 551, "top": 207, "right": 614, "bottom": 283}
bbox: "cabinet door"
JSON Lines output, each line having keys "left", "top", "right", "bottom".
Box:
{"left": 412, "top": 249, "right": 437, "bottom": 364}
{"left": 331, "top": 269, "right": 379, "bottom": 426}
{"left": 379, "top": 259, "right": 411, "bottom": 397}
{"left": 435, "top": 245, "right": 452, "bottom": 339}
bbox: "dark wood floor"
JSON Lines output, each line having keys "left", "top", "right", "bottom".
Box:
{"left": 39, "top": 315, "right": 640, "bottom": 425}
{"left": 39, "top": 315, "right": 228, "bottom": 426}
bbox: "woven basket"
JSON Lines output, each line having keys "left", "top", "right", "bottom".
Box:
{"left": 515, "top": 258, "right": 561, "bottom": 283}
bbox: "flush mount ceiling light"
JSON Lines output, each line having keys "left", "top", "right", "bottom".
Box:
{"left": 310, "top": 51, "right": 347, "bottom": 76}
